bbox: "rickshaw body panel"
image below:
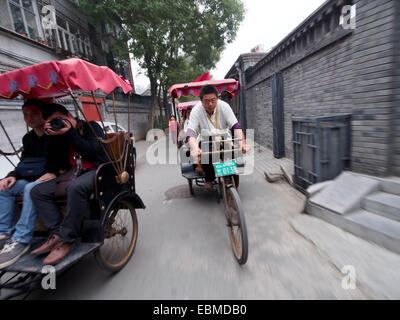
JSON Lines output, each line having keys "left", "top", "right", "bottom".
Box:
{"left": 1, "top": 239, "right": 102, "bottom": 275}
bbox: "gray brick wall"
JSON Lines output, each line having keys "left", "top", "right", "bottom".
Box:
{"left": 392, "top": 0, "right": 400, "bottom": 175}
{"left": 244, "top": 0, "right": 399, "bottom": 177}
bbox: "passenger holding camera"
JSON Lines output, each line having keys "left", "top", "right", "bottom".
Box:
{"left": 30, "top": 104, "right": 108, "bottom": 265}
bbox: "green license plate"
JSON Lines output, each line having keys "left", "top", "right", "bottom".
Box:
{"left": 214, "top": 160, "right": 238, "bottom": 177}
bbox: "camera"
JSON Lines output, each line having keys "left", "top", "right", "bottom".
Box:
{"left": 49, "top": 117, "right": 65, "bottom": 130}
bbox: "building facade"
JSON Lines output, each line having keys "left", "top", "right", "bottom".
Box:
{"left": 227, "top": 0, "right": 400, "bottom": 177}
{"left": 0, "top": 0, "right": 150, "bottom": 152}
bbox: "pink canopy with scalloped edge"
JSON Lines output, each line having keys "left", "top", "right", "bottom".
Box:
{"left": 168, "top": 79, "right": 240, "bottom": 99}
{"left": 177, "top": 100, "right": 199, "bottom": 110}
{"left": 0, "top": 58, "right": 132, "bottom": 100}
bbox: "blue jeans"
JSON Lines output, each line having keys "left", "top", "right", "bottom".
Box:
{"left": 0, "top": 179, "right": 42, "bottom": 244}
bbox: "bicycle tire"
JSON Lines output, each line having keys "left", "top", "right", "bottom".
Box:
{"left": 94, "top": 199, "right": 138, "bottom": 272}
{"left": 224, "top": 187, "right": 248, "bottom": 265}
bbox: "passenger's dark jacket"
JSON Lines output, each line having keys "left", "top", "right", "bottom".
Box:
{"left": 6, "top": 130, "right": 49, "bottom": 181}
{"left": 45, "top": 120, "right": 109, "bottom": 175}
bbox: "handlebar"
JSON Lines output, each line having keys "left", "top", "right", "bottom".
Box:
{"left": 201, "top": 148, "right": 242, "bottom": 156}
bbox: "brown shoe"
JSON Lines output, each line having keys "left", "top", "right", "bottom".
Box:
{"left": 30, "top": 235, "right": 60, "bottom": 255}
{"left": 43, "top": 242, "right": 74, "bottom": 265}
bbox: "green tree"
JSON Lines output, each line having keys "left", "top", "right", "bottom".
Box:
{"left": 159, "top": 55, "right": 206, "bottom": 121}
{"left": 74, "top": 0, "right": 245, "bottom": 129}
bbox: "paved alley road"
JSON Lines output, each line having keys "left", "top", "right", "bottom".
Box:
{"left": 29, "top": 139, "right": 367, "bottom": 299}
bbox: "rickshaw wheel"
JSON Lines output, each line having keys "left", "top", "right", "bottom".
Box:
{"left": 233, "top": 175, "right": 239, "bottom": 188}
{"left": 225, "top": 187, "right": 248, "bottom": 265}
{"left": 95, "top": 199, "right": 138, "bottom": 272}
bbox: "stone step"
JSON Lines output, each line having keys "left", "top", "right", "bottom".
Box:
{"left": 345, "top": 210, "right": 400, "bottom": 242}
{"left": 363, "top": 192, "right": 400, "bottom": 222}
{"left": 306, "top": 201, "right": 400, "bottom": 255}
{"left": 381, "top": 178, "right": 400, "bottom": 196}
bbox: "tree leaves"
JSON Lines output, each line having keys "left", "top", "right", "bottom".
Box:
{"left": 74, "top": 0, "right": 244, "bottom": 128}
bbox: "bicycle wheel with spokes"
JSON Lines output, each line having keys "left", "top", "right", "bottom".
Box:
{"left": 95, "top": 199, "right": 138, "bottom": 272}
{"left": 224, "top": 187, "right": 248, "bottom": 265}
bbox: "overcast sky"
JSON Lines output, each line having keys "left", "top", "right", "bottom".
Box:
{"left": 132, "top": 0, "right": 327, "bottom": 94}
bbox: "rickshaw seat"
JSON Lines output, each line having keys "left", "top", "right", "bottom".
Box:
{"left": 104, "top": 132, "right": 127, "bottom": 162}
{"left": 14, "top": 194, "right": 67, "bottom": 205}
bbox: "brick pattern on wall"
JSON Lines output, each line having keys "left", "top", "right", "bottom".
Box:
{"left": 244, "top": 0, "right": 399, "bottom": 177}
{"left": 351, "top": 0, "right": 397, "bottom": 175}
{"left": 392, "top": 0, "right": 400, "bottom": 175}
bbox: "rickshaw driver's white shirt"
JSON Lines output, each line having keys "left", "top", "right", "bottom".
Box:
{"left": 187, "top": 99, "right": 238, "bottom": 137}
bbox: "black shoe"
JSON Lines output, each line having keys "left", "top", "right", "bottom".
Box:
{"left": 0, "top": 235, "right": 10, "bottom": 250}
{"left": 0, "top": 240, "right": 30, "bottom": 269}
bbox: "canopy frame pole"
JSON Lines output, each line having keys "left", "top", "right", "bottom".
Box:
{"left": 127, "top": 93, "right": 131, "bottom": 136}
{"left": 2, "top": 154, "right": 17, "bottom": 168}
{"left": 123, "top": 93, "right": 132, "bottom": 172}
{"left": 172, "top": 98, "right": 176, "bottom": 119}
{"left": 172, "top": 98, "right": 179, "bottom": 143}
{"left": 111, "top": 92, "right": 123, "bottom": 173}
{"left": 68, "top": 89, "right": 121, "bottom": 176}
{"left": 91, "top": 91, "right": 106, "bottom": 132}
{"left": 0, "top": 121, "right": 21, "bottom": 160}
{"left": 112, "top": 93, "right": 118, "bottom": 133}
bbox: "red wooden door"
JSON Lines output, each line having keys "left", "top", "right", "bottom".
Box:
{"left": 80, "top": 96, "right": 104, "bottom": 122}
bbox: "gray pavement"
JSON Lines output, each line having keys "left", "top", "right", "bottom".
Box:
{"left": 26, "top": 139, "right": 370, "bottom": 299}
{"left": 291, "top": 214, "right": 400, "bottom": 299}
{"left": 253, "top": 142, "right": 294, "bottom": 178}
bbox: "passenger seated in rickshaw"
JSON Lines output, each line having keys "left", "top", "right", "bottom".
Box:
{"left": 0, "top": 99, "right": 56, "bottom": 269}
{"left": 178, "top": 106, "right": 193, "bottom": 148}
{"left": 168, "top": 115, "right": 179, "bottom": 145}
{"left": 30, "top": 104, "right": 108, "bottom": 265}
{"left": 186, "top": 85, "right": 249, "bottom": 191}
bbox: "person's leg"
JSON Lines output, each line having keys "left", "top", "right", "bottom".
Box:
{"left": 30, "top": 179, "right": 62, "bottom": 235}
{"left": 57, "top": 170, "right": 95, "bottom": 243}
{"left": 0, "top": 180, "right": 41, "bottom": 269}
{"left": 0, "top": 179, "right": 29, "bottom": 237}
{"left": 202, "top": 164, "right": 216, "bottom": 182}
{"left": 11, "top": 181, "right": 43, "bottom": 244}
{"left": 42, "top": 170, "right": 95, "bottom": 265}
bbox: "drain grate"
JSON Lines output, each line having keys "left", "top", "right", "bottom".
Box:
{"left": 165, "top": 185, "right": 192, "bottom": 199}
{"left": 164, "top": 184, "right": 210, "bottom": 199}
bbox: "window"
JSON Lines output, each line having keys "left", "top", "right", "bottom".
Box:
{"left": 105, "top": 22, "right": 122, "bottom": 39}
{"left": 55, "top": 16, "right": 92, "bottom": 56}
{"left": 8, "top": 0, "right": 41, "bottom": 39}
{"left": 43, "top": 28, "right": 58, "bottom": 48}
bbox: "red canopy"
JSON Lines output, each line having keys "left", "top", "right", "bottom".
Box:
{"left": 177, "top": 100, "right": 199, "bottom": 111}
{"left": 193, "top": 72, "right": 210, "bottom": 82}
{"left": 0, "top": 58, "right": 133, "bottom": 100}
{"left": 168, "top": 79, "right": 240, "bottom": 99}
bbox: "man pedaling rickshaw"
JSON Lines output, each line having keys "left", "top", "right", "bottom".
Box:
{"left": 186, "top": 85, "right": 249, "bottom": 191}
